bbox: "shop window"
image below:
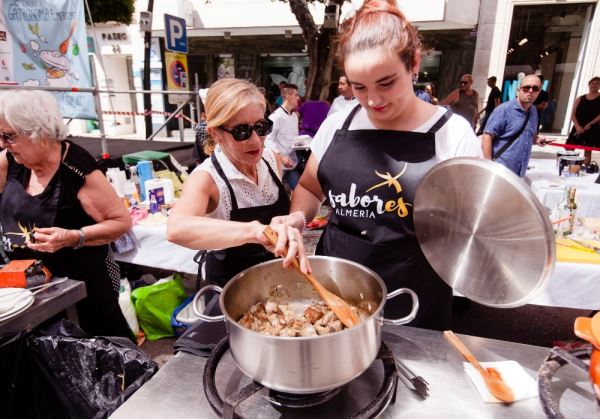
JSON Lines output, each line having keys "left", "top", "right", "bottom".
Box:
{"left": 503, "top": 3, "right": 595, "bottom": 133}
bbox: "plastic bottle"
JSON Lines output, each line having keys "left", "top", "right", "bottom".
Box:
{"left": 129, "top": 166, "right": 142, "bottom": 200}
{"left": 149, "top": 191, "right": 159, "bottom": 214}
{"left": 123, "top": 180, "right": 140, "bottom": 208}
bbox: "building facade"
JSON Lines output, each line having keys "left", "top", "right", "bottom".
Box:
{"left": 79, "top": 0, "right": 599, "bottom": 138}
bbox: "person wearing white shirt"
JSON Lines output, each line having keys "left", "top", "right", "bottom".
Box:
{"left": 327, "top": 76, "right": 358, "bottom": 116}
{"left": 265, "top": 84, "right": 301, "bottom": 189}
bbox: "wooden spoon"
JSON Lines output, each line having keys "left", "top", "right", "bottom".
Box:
{"left": 263, "top": 226, "right": 360, "bottom": 329}
{"left": 444, "top": 330, "right": 515, "bottom": 403}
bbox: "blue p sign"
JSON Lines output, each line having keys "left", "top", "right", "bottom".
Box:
{"left": 165, "top": 14, "right": 187, "bottom": 53}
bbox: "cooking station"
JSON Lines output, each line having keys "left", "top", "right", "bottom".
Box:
{"left": 111, "top": 325, "right": 595, "bottom": 418}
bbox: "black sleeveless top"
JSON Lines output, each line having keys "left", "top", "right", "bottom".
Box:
{"left": 0, "top": 140, "right": 130, "bottom": 337}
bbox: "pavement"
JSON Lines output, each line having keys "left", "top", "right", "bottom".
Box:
{"left": 70, "top": 130, "right": 197, "bottom": 168}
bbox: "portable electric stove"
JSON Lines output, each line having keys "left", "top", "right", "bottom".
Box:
{"left": 203, "top": 337, "right": 399, "bottom": 419}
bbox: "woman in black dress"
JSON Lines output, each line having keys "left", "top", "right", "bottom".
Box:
{"left": 567, "top": 76, "right": 600, "bottom": 165}
{"left": 0, "top": 90, "right": 131, "bottom": 337}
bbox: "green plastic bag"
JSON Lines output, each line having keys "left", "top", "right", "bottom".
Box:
{"left": 131, "top": 276, "right": 187, "bottom": 340}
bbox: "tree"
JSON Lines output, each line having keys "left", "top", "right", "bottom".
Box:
{"left": 86, "top": 0, "right": 135, "bottom": 25}
{"left": 282, "top": 0, "right": 349, "bottom": 100}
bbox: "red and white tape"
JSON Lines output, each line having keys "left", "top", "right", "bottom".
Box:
{"left": 102, "top": 109, "right": 195, "bottom": 124}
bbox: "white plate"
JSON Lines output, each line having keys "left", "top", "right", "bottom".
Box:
{"left": 0, "top": 288, "right": 35, "bottom": 321}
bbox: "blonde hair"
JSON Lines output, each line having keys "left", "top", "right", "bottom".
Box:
{"left": 203, "top": 78, "right": 266, "bottom": 154}
{"left": 0, "top": 90, "right": 67, "bottom": 143}
{"left": 337, "top": 0, "right": 421, "bottom": 72}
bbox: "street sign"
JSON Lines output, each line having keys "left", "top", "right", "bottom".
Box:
{"left": 164, "top": 14, "right": 187, "bottom": 53}
{"left": 165, "top": 51, "right": 190, "bottom": 104}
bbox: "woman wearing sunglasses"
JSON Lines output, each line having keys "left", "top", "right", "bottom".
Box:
{"left": 271, "top": 0, "right": 482, "bottom": 331}
{"left": 0, "top": 90, "right": 131, "bottom": 338}
{"left": 167, "top": 78, "right": 309, "bottom": 288}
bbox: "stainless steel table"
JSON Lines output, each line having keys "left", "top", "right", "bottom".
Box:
{"left": 111, "top": 326, "right": 596, "bottom": 418}
{"left": 0, "top": 279, "right": 87, "bottom": 337}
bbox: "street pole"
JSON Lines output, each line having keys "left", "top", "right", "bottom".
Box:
{"left": 90, "top": 56, "right": 109, "bottom": 158}
{"left": 143, "top": 0, "right": 155, "bottom": 139}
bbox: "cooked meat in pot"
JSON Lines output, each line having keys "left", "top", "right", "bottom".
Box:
{"left": 239, "top": 298, "right": 370, "bottom": 337}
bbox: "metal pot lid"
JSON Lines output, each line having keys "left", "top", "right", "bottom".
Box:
{"left": 414, "top": 158, "right": 555, "bottom": 308}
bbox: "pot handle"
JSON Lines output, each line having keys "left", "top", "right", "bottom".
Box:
{"left": 192, "top": 284, "right": 225, "bottom": 322}
{"left": 381, "top": 288, "right": 419, "bottom": 326}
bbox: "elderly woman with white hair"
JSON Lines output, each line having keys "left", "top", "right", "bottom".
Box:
{"left": 0, "top": 90, "right": 131, "bottom": 338}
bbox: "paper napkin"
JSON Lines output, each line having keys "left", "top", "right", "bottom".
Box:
{"left": 463, "top": 361, "right": 537, "bottom": 403}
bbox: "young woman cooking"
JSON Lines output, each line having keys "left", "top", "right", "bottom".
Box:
{"left": 272, "top": 0, "right": 482, "bottom": 330}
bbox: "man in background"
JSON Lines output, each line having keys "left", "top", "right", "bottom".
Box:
{"left": 327, "top": 75, "right": 358, "bottom": 116}
{"left": 477, "top": 76, "right": 502, "bottom": 135}
{"left": 533, "top": 74, "right": 549, "bottom": 131}
{"left": 481, "top": 74, "right": 546, "bottom": 177}
{"left": 441, "top": 74, "right": 480, "bottom": 129}
{"left": 266, "top": 84, "right": 302, "bottom": 189}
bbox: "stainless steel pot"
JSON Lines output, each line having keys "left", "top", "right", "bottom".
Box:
{"left": 192, "top": 256, "right": 418, "bottom": 394}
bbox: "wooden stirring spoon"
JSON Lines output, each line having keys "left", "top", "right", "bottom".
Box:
{"left": 444, "top": 330, "right": 515, "bottom": 403}
{"left": 263, "top": 226, "right": 360, "bottom": 329}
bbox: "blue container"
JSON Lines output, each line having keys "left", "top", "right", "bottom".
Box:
{"left": 136, "top": 160, "right": 154, "bottom": 201}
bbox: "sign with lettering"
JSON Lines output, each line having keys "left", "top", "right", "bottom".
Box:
{"left": 164, "top": 14, "right": 187, "bottom": 53}
{"left": 0, "top": 0, "right": 96, "bottom": 119}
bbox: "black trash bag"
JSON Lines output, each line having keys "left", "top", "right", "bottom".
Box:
{"left": 1, "top": 329, "right": 94, "bottom": 419}
{"left": 25, "top": 319, "right": 158, "bottom": 419}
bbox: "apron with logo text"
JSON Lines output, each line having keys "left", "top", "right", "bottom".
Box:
{"left": 316, "top": 105, "right": 453, "bottom": 330}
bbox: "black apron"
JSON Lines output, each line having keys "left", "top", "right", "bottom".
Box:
{"left": 197, "top": 152, "right": 290, "bottom": 287}
{"left": 0, "top": 144, "right": 130, "bottom": 338}
{"left": 316, "top": 105, "right": 453, "bottom": 330}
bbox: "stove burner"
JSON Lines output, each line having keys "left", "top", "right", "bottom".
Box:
{"left": 264, "top": 387, "right": 343, "bottom": 408}
{"left": 538, "top": 344, "right": 594, "bottom": 419}
{"left": 203, "top": 337, "right": 398, "bottom": 419}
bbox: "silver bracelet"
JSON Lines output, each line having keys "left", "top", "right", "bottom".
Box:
{"left": 73, "top": 229, "right": 86, "bottom": 249}
{"left": 290, "top": 211, "right": 307, "bottom": 232}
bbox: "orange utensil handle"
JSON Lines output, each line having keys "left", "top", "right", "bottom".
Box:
{"left": 443, "top": 331, "right": 485, "bottom": 372}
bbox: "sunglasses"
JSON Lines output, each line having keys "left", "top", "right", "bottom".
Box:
{"left": 0, "top": 132, "right": 18, "bottom": 145}
{"left": 220, "top": 119, "right": 273, "bottom": 141}
{"left": 460, "top": 80, "right": 470, "bottom": 85}
{"left": 521, "top": 85, "right": 541, "bottom": 92}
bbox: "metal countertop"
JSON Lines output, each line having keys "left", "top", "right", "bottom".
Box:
{"left": 111, "top": 326, "right": 596, "bottom": 418}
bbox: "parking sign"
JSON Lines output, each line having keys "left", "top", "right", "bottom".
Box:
{"left": 164, "top": 14, "right": 187, "bottom": 53}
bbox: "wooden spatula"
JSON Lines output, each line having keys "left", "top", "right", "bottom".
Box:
{"left": 263, "top": 226, "right": 360, "bottom": 329}
{"left": 444, "top": 330, "right": 515, "bottom": 403}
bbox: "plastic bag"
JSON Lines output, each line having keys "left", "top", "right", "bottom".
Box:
{"left": 131, "top": 275, "right": 187, "bottom": 340}
{"left": 118, "top": 278, "right": 140, "bottom": 335}
{"left": 23, "top": 320, "right": 157, "bottom": 419}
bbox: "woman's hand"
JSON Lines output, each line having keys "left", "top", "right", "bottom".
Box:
{"left": 252, "top": 220, "right": 311, "bottom": 274}
{"left": 575, "top": 124, "right": 585, "bottom": 134}
{"left": 27, "top": 227, "right": 78, "bottom": 253}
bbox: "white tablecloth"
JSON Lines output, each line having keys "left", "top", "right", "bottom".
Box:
{"left": 529, "top": 261, "right": 599, "bottom": 310}
{"left": 114, "top": 224, "right": 198, "bottom": 275}
{"left": 525, "top": 158, "right": 600, "bottom": 217}
{"left": 114, "top": 223, "right": 599, "bottom": 310}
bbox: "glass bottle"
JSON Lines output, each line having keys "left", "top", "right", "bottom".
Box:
{"left": 567, "top": 187, "right": 577, "bottom": 236}
{"left": 553, "top": 187, "right": 569, "bottom": 237}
